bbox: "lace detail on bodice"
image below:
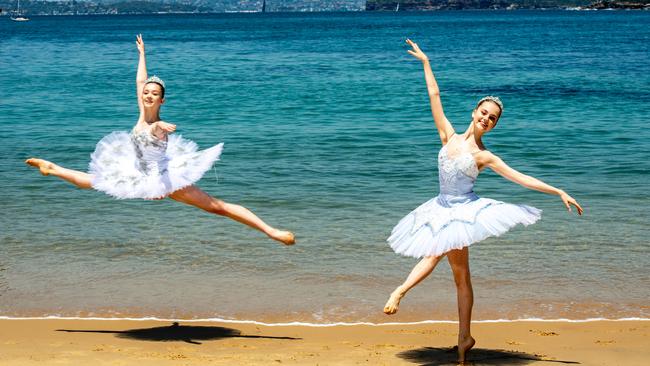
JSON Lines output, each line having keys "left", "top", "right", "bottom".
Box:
{"left": 130, "top": 129, "right": 168, "bottom": 173}
{"left": 437, "top": 144, "right": 479, "bottom": 196}
{"left": 131, "top": 129, "right": 167, "bottom": 149}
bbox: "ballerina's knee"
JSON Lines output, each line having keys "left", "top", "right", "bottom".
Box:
{"left": 209, "top": 199, "right": 228, "bottom": 215}
{"left": 452, "top": 270, "right": 472, "bottom": 288}
{"left": 424, "top": 255, "right": 440, "bottom": 263}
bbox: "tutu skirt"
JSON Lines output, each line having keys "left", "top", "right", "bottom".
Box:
{"left": 88, "top": 131, "right": 223, "bottom": 200}
{"left": 387, "top": 193, "right": 541, "bottom": 258}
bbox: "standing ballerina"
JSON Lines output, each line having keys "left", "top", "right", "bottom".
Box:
{"left": 383, "top": 40, "right": 582, "bottom": 363}
{"left": 26, "top": 35, "right": 295, "bottom": 246}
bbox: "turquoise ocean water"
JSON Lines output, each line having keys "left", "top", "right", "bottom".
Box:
{"left": 1, "top": 11, "right": 648, "bottom": 323}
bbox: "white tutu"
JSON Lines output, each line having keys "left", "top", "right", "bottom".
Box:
{"left": 387, "top": 138, "right": 542, "bottom": 258}
{"left": 89, "top": 131, "right": 223, "bottom": 199}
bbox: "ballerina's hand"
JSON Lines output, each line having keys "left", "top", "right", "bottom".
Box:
{"left": 560, "top": 192, "right": 583, "bottom": 215}
{"left": 136, "top": 34, "right": 145, "bottom": 54}
{"left": 406, "top": 39, "right": 429, "bottom": 62}
{"left": 157, "top": 121, "right": 176, "bottom": 133}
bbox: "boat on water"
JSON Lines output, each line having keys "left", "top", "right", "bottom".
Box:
{"left": 10, "top": 0, "right": 29, "bottom": 21}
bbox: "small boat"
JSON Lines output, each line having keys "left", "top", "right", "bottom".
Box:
{"left": 10, "top": 0, "right": 29, "bottom": 22}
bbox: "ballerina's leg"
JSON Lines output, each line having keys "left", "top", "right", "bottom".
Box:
{"left": 447, "top": 247, "right": 475, "bottom": 363}
{"left": 168, "top": 185, "right": 295, "bottom": 245}
{"left": 25, "top": 158, "right": 93, "bottom": 189}
{"left": 383, "top": 254, "right": 444, "bottom": 315}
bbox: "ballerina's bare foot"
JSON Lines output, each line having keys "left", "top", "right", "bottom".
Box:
{"left": 383, "top": 289, "right": 404, "bottom": 315}
{"left": 25, "top": 158, "right": 56, "bottom": 176}
{"left": 457, "top": 335, "right": 475, "bottom": 364}
{"left": 269, "top": 229, "right": 295, "bottom": 246}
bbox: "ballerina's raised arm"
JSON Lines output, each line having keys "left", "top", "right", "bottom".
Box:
{"left": 135, "top": 34, "right": 175, "bottom": 138}
{"left": 406, "top": 39, "right": 455, "bottom": 145}
{"left": 135, "top": 34, "right": 149, "bottom": 120}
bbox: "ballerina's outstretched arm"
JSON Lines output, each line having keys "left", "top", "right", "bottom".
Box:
{"left": 477, "top": 151, "right": 583, "bottom": 215}
{"left": 406, "top": 39, "right": 455, "bottom": 145}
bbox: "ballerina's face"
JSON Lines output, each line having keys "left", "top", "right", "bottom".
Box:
{"left": 472, "top": 101, "right": 501, "bottom": 132}
{"left": 142, "top": 82, "right": 165, "bottom": 109}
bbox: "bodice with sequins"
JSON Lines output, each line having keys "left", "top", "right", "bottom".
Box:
{"left": 130, "top": 129, "right": 168, "bottom": 174}
{"left": 437, "top": 143, "right": 480, "bottom": 205}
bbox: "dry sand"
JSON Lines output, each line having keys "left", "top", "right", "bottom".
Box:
{"left": 0, "top": 318, "right": 647, "bottom": 365}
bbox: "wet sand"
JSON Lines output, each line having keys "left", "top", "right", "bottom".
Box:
{"left": 0, "top": 318, "right": 647, "bottom": 365}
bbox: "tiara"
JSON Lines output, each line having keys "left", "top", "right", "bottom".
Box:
{"left": 144, "top": 75, "right": 165, "bottom": 89}
{"left": 478, "top": 96, "right": 503, "bottom": 112}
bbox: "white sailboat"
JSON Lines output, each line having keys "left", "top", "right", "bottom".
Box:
{"left": 10, "top": 0, "right": 30, "bottom": 22}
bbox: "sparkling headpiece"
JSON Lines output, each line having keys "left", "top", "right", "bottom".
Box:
{"left": 477, "top": 95, "right": 503, "bottom": 113}
{"left": 144, "top": 75, "right": 165, "bottom": 90}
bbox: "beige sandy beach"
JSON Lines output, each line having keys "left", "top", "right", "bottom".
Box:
{"left": 0, "top": 319, "right": 647, "bottom": 365}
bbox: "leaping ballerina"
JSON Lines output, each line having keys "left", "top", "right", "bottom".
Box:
{"left": 383, "top": 39, "right": 583, "bottom": 363}
{"left": 26, "top": 35, "right": 295, "bottom": 246}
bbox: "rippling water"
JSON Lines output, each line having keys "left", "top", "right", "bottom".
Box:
{"left": 1, "top": 11, "right": 649, "bottom": 322}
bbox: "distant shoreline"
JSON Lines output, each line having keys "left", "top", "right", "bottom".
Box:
{"left": 2, "top": 8, "right": 648, "bottom": 17}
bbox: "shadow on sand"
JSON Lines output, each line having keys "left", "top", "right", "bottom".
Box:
{"left": 57, "top": 321, "right": 301, "bottom": 345}
{"left": 397, "top": 346, "right": 580, "bottom": 366}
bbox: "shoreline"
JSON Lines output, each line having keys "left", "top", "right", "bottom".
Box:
{"left": 2, "top": 298, "right": 646, "bottom": 324}
{"left": 1, "top": 318, "right": 647, "bottom": 365}
{"left": 2, "top": 315, "right": 650, "bottom": 326}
